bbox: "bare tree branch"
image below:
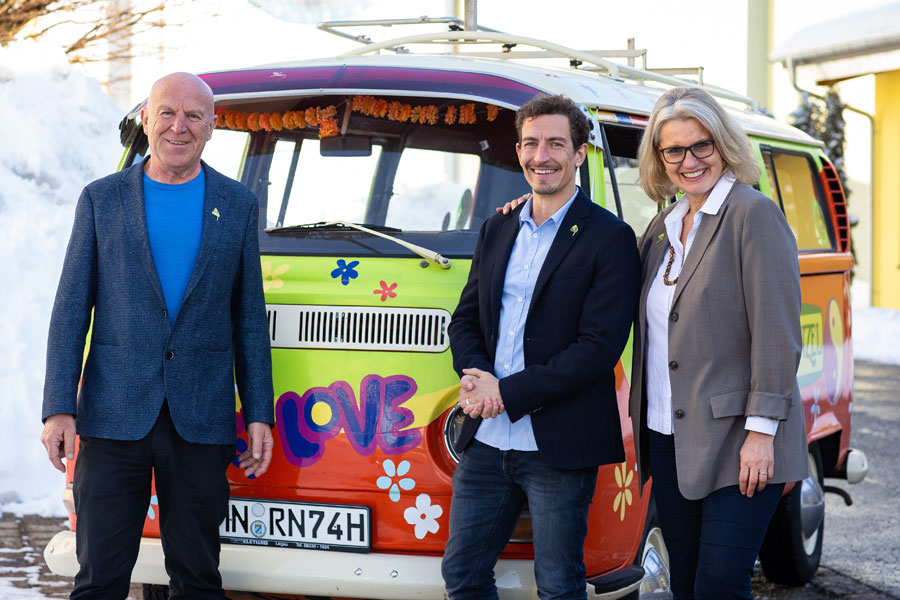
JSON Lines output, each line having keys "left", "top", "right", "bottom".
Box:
{"left": 1, "top": 0, "right": 175, "bottom": 64}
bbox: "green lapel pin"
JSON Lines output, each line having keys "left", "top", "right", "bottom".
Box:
{"left": 656, "top": 233, "right": 665, "bottom": 244}
{"left": 212, "top": 208, "right": 220, "bottom": 221}
{"left": 570, "top": 224, "right": 579, "bottom": 237}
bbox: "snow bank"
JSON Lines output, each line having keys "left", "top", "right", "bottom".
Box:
{"left": 852, "top": 307, "right": 900, "bottom": 365}
{"left": 0, "top": 41, "right": 122, "bottom": 516}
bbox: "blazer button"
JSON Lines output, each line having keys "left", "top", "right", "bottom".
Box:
{"left": 674, "top": 409, "right": 685, "bottom": 419}
{"left": 668, "top": 360, "right": 678, "bottom": 370}
{"left": 166, "top": 350, "right": 175, "bottom": 360}
{"left": 670, "top": 312, "right": 679, "bottom": 322}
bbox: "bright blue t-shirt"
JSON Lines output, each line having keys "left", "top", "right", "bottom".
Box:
{"left": 143, "top": 170, "right": 205, "bottom": 325}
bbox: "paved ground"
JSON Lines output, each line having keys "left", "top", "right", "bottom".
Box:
{"left": 3, "top": 359, "right": 898, "bottom": 599}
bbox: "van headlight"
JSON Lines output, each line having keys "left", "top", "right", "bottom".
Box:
{"left": 442, "top": 405, "right": 466, "bottom": 463}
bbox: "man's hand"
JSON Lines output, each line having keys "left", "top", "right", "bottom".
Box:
{"left": 496, "top": 193, "right": 531, "bottom": 215}
{"left": 458, "top": 368, "right": 504, "bottom": 419}
{"left": 41, "top": 414, "right": 76, "bottom": 474}
{"left": 739, "top": 430, "right": 775, "bottom": 497}
{"left": 238, "top": 422, "right": 274, "bottom": 478}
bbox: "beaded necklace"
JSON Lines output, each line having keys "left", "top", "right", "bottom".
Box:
{"left": 662, "top": 246, "right": 678, "bottom": 286}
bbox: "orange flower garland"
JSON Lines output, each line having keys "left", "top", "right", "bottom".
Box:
{"left": 459, "top": 103, "right": 476, "bottom": 125}
{"left": 269, "top": 113, "right": 284, "bottom": 131}
{"left": 319, "top": 118, "right": 339, "bottom": 139}
{"left": 444, "top": 105, "right": 457, "bottom": 125}
{"left": 305, "top": 107, "right": 318, "bottom": 127}
{"left": 214, "top": 99, "right": 500, "bottom": 138}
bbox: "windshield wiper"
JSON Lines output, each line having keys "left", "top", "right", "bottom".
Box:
{"left": 265, "top": 221, "right": 451, "bottom": 269}
{"left": 267, "top": 221, "right": 402, "bottom": 234}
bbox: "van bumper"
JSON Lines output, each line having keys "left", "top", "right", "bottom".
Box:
{"left": 44, "top": 530, "right": 640, "bottom": 599}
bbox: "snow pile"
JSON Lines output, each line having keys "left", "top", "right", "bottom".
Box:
{"left": 852, "top": 307, "right": 900, "bottom": 365}
{"left": 0, "top": 40, "right": 122, "bottom": 516}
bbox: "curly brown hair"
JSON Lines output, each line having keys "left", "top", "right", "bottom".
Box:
{"left": 515, "top": 94, "right": 590, "bottom": 149}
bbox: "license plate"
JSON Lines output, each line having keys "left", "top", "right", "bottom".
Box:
{"left": 219, "top": 497, "right": 371, "bottom": 552}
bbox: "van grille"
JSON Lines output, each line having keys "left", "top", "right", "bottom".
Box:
{"left": 266, "top": 304, "right": 451, "bottom": 352}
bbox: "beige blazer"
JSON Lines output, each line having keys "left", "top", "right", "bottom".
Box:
{"left": 629, "top": 182, "right": 809, "bottom": 500}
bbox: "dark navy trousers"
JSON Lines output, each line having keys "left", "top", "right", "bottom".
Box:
{"left": 72, "top": 401, "right": 234, "bottom": 600}
{"left": 649, "top": 430, "right": 784, "bottom": 600}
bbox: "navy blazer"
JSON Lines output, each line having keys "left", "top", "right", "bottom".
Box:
{"left": 42, "top": 160, "right": 274, "bottom": 445}
{"left": 449, "top": 189, "right": 640, "bottom": 470}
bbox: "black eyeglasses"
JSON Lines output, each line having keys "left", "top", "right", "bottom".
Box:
{"left": 658, "top": 139, "right": 716, "bottom": 164}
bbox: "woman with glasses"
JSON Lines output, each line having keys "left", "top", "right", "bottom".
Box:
{"left": 630, "top": 86, "right": 809, "bottom": 599}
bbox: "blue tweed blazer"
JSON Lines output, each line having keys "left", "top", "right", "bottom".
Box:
{"left": 42, "top": 159, "right": 274, "bottom": 445}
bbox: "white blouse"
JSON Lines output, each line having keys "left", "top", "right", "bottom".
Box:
{"left": 644, "top": 173, "right": 778, "bottom": 436}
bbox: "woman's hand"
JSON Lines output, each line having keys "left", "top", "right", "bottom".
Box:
{"left": 739, "top": 430, "right": 775, "bottom": 497}
{"left": 496, "top": 193, "right": 531, "bottom": 215}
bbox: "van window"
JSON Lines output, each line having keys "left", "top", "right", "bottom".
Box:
{"left": 762, "top": 149, "right": 833, "bottom": 251}
{"left": 203, "top": 130, "right": 250, "bottom": 181}
{"left": 196, "top": 97, "right": 534, "bottom": 256}
{"left": 262, "top": 137, "right": 486, "bottom": 233}
{"left": 267, "top": 138, "right": 382, "bottom": 227}
{"left": 385, "top": 148, "right": 481, "bottom": 231}
{"left": 602, "top": 125, "right": 657, "bottom": 235}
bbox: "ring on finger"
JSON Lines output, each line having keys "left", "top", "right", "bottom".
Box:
{"left": 465, "top": 397, "right": 471, "bottom": 406}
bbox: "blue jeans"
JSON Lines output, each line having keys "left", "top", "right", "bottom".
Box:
{"left": 649, "top": 430, "right": 785, "bottom": 600}
{"left": 441, "top": 440, "right": 598, "bottom": 600}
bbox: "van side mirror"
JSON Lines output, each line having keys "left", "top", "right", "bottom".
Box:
{"left": 320, "top": 135, "right": 372, "bottom": 157}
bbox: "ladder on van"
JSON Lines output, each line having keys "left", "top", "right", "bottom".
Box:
{"left": 316, "top": 17, "right": 760, "bottom": 112}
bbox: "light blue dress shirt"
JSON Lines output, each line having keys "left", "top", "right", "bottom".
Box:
{"left": 474, "top": 190, "right": 578, "bottom": 451}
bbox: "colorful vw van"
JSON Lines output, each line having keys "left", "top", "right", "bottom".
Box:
{"left": 44, "top": 24, "right": 867, "bottom": 600}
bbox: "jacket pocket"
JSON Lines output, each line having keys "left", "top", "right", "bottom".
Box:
{"left": 709, "top": 387, "right": 750, "bottom": 418}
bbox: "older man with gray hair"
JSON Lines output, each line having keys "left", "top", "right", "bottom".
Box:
{"left": 40, "top": 72, "right": 274, "bottom": 599}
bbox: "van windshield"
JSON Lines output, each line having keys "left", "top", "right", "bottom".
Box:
{"left": 196, "top": 96, "right": 534, "bottom": 257}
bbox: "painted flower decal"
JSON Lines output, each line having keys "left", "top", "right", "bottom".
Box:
{"left": 331, "top": 259, "right": 360, "bottom": 286}
{"left": 373, "top": 281, "right": 398, "bottom": 302}
{"left": 404, "top": 493, "right": 443, "bottom": 539}
{"left": 261, "top": 261, "right": 289, "bottom": 292}
{"left": 376, "top": 459, "right": 415, "bottom": 502}
{"left": 612, "top": 461, "right": 634, "bottom": 521}
{"left": 147, "top": 494, "right": 159, "bottom": 520}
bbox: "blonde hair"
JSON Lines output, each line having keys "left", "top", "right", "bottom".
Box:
{"left": 637, "top": 87, "right": 761, "bottom": 203}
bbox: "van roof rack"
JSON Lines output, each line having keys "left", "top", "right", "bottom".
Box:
{"left": 317, "top": 18, "right": 758, "bottom": 112}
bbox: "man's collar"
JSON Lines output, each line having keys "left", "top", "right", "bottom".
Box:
{"left": 520, "top": 188, "right": 580, "bottom": 225}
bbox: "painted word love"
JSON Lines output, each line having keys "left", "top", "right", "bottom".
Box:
{"left": 276, "top": 375, "right": 422, "bottom": 467}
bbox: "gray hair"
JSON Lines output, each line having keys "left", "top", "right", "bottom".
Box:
{"left": 637, "top": 87, "right": 760, "bottom": 203}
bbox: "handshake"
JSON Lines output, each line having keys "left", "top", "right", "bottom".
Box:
{"left": 458, "top": 367, "right": 505, "bottom": 419}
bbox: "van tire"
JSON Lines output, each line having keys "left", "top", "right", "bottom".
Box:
{"left": 759, "top": 444, "right": 825, "bottom": 585}
{"left": 142, "top": 584, "right": 168, "bottom": 600}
